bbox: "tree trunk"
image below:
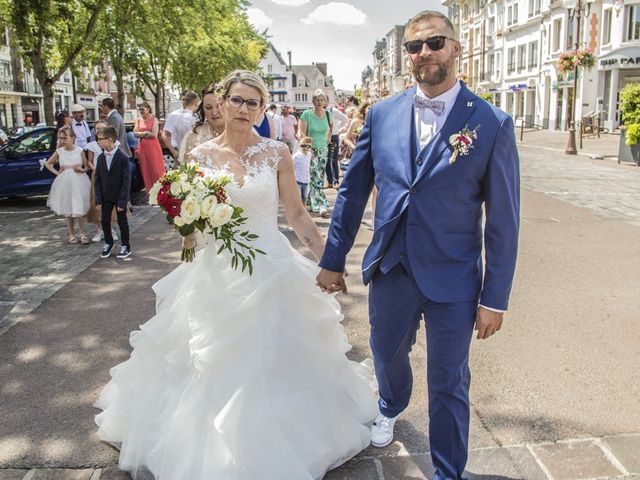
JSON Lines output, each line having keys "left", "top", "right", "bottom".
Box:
{"left": 42, "top": 82, "right": 55, "bottom": 127}
{"left": 155, "top": 84, "right": 162, "bottom": 119}
{"left": 115, "top": 72, "right": 126, "bottom": 117}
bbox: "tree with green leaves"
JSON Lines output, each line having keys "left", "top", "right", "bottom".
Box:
{"left": 0, "top": 0, "right": 104, "bottom": 125}
{"left": 170, "top": 0, "right": 267, "bottom": 93}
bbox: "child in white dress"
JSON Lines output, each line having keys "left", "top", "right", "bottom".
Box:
{"left": 45, "top": 126, "right": 91, "bottom": 244}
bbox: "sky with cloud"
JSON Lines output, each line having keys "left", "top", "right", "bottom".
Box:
{"left": 246, "top": 1, "right": 446, "bottom": 91}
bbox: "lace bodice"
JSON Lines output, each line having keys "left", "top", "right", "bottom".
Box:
{"left": 190, "top": 138, "right": 291, "bottom": 257}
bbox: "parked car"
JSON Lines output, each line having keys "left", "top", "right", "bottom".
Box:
{"left": 0, "top": 127, "right": 144, "bottom": 198}
{"left": 5, "top": 125, "right": 35, "bottom": 139}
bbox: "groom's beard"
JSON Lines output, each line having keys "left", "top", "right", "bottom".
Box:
{"left": 411, "top": 57, "right": 452, "bottom": 87}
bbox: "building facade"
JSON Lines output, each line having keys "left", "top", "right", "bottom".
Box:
{"left": 259, "top": 43, "right": 336, "bottom": 111}
{"left": 446, "top": 0, "right": 638, "bottom": 131}
{"left": 362, "top": 0, "right": 637, "bottom": 132}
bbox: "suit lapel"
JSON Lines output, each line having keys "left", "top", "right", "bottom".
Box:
{"left": 395, "top": 87, "right": 416, "bottom": 184}
{"left": 412, "top": 83, "right": 478, "bottom": 186}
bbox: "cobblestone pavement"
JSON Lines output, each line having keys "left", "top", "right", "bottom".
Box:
{"left": 518, "top": 143, "right": 640, "bottom": 228}
{"left": 0, "top": 195, "right": 157, "bottom": 335}
{"left": 1, "top": 433, "right": 638, "bottom": 479}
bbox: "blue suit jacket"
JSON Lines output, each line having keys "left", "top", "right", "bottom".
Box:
{"left": 319, "top": 83, "right": 520, "bottom": 311}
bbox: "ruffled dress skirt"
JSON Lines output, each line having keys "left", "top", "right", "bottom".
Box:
{"left": 94, "top": 234, "right": 378, "bottom": 480}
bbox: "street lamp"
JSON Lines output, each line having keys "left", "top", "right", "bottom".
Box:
{"left": 564, "top": 0, "right": 583, "bottom": 155}
{"left": 564, "top": 0, "right": 592, "bottom": 154}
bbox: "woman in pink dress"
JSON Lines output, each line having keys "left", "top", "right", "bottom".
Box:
{"left": 133, "top": 102, "right": 166, "bottom": 192}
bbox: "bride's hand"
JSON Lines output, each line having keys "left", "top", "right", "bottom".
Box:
{"left": 316, "top": 268, "right": 347, "bottom": 294}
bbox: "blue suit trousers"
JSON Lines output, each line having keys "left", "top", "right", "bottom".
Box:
{"left": 369, "top": 263, "right": 477, "bottom": 480}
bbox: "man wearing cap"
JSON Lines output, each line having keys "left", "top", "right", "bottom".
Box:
{"left": 71, "top": 104, "right": 93, "bottom": 149}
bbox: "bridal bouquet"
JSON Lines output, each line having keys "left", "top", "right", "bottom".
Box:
{"left": 148, "top": 162, "right": 264, "bottom": 272}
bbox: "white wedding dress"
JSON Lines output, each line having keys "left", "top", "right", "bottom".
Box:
{"left": 94, "top": 138, "right": 378, "bottom": 480}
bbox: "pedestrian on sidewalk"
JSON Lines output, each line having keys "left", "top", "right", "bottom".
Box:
{"left": 133, "top": 101, "right": 166, "bottom": 192}
{"left": 70, "top": 104, "right": 93, "bottom": 150}
{"left": 178, "top": 83, "right": 225, "bottom": 165}
{"left": 85, "top": 120, "right": 119, "bottom": 244}
{"left": 162, "top": 91, "right": 200, "bottom": 161}
{"left": 94, "top": 126, "right": 132, "bottom": 259}
{"left": 44, "top": 126, "right": 91, "bottom": 244}
{"left": 293, "top": 136, "right": 314, "bottom": 202}
{"left": 280, "top": 105, "right": 298, "bottom": 153}
{"left": 299, "top": 89, "right": 332, "bottom": 217}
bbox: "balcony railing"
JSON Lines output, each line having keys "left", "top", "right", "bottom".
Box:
{"left": 0, "top": 77, "right": 42, "bottom": 95}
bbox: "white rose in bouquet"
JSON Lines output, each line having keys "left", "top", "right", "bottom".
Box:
{"left": 148, "top": 182, "right": 162, "bottom": 205}
{"left": 209, "top": 203, "right": 234, "bottom": 227}
{"left": 173, "top": 215, "right": 186, "bottom": 227}
{"left": 200, "top": 195, "right": 218, "bottom": 218}
{"left": 170, "top": 180, "right": 183, "bottom": 197}
{"left": 180, "top": 194, "right": 201, "bottom": 224}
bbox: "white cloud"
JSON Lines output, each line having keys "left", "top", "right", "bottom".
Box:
{"left": 269, "top": 0, "right": 310, "bottom": 5}
{"left": 246, "top": 8, "right": 273, "bottom": 31}
{"left": 301, "top": 2, "right": 367, "bottom": 25}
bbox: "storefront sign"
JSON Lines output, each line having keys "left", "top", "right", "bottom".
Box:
{"left": 598, "top": 47, "right": 640, "bottom": 70}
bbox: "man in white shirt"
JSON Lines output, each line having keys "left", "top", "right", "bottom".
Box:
{"left": 161, "top": 91, "right": 199, "bottom": 161}
{"left": 70, "top": 104, "right": 93, "bottom": 149}
{"left": 266, "top": 104, "right": 282, "bottom": 141}
{"left": 0, "top": 127, "right": 7, "bottom": 145}
{"left": 326, "top": 104, "right": 349, "bottom": 188}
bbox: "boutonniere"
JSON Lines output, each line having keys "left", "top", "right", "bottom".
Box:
{"left": 448, "top": 125, "right": 480, "bottom": 165}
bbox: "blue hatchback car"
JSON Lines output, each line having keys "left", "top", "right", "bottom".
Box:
{"left": 0, "top": 127, "right": 143, "bottom": 198}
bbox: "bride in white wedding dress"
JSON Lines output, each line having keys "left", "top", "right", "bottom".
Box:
{"left": 94, "top": 70, "right": 378, "bottom": 480}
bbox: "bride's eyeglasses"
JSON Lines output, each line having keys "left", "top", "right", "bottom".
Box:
{"left": 404, "top": 35, "right": 456, "bottom": 54}
{"left": 226, "top": 95, "right": 262, "bottom": 111}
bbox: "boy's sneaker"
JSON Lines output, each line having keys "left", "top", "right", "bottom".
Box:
{"left": 101, "top": 244, "right": 114, "bottom": 259}
{"left": 116, "top": 245, "right": 131, "bottom": 259}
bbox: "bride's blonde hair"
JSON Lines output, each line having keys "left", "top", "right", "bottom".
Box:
{"left": 221, "top": 70, "right": 268, "bottom": 107}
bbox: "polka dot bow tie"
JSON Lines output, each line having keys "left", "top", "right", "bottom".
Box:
{"left": 413, "top": 95, "right": 445, "bottom": 116}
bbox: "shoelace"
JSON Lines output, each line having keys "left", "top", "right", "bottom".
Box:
{"left": 375, "top": 415, "right": 392, "bottom": 430}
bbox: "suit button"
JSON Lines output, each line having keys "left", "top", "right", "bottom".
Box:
{"left": 410, "top": 188, "right": 417, "bottom": 194}
{"left": 416, "top": 159, "right": 423, "bottom": 166}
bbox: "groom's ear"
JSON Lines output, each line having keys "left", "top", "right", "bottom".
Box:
{"left": 452, "top": 39, "right": 462, "bottom": 59}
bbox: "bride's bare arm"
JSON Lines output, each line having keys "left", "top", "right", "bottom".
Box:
{"left": 277, "top": 145, "right": 325, "bottom": 262}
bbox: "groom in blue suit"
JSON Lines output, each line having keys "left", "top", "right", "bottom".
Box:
{"left": 317, "top": 10, "right": 520, "bottom": 480}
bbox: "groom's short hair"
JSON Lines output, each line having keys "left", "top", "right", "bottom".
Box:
{"left": 404, "top": 11, "right": 457, "bottom": 41}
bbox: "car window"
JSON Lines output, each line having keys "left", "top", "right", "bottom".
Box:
{"left": 7, "top": 130, "right": 54, "bottom": 155}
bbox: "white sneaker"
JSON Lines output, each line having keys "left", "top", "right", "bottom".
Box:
{"left": 112, "top": 230, "right": 118, "bottom": 241}
{"left": 371, "top": 413, "right": 397, "bottom": 448}
{"left": 91, "top": 231, "right": 103, "bottom": 243}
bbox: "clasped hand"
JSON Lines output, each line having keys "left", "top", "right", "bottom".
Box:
{"left": 316, "top": 268, "right": 348, "bottom": 294}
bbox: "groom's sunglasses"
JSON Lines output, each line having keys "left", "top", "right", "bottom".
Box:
{"left": 404, "top": 36, "right": 456, "bottom": 54}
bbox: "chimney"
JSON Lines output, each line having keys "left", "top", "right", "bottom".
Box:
{"left": 315, "top": 62, "right": 327, "bottom": 76}
{"left": 287, "top": 50, "right": 292, "bottom": 69}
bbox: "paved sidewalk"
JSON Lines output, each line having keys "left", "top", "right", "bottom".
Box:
{"left": 518, "top": 128, "right": 623, "bottom": 164}
{"left": 0, "top": 199, "right": 157, "bottom": 336}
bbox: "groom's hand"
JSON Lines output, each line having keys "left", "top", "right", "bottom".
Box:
{"left": 474, "top": 307, "right": 503, "bottom": 339}
{"left": 316, "top": 268, "right": 347, "bottom": 294}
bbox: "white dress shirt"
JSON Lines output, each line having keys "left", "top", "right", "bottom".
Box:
{"left": 414, "top": 80, "right": 461, "bottom": 152}
{"left": 72, "top": 120, "right": 92, "bottom": 149}
{"left": 329, "top": 107, "right": 349, "bottom": 136}
{"left": 104, "top": 146, "right": 118, "bottom": 170}
{"left": 413, "top": 80, "right": 504, "bottom": 314}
